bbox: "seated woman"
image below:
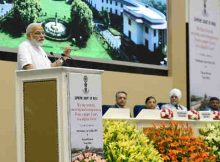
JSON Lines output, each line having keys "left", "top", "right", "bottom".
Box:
{"left": 145, "top": 96, "right": 160, "bottom": 110}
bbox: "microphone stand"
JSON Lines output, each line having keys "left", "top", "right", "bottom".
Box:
{"left": 61, "top": 53, "right": 74, "bottom": 67}
{"left": 49, "top": 52, "right": 58, "bottom": 63}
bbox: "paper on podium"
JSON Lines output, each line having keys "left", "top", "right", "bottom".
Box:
{"left": 102, "top": 108, "right": 130, "bottom": 119}
{"left": 136, "top": 109, "right": 161, "bottom": 119}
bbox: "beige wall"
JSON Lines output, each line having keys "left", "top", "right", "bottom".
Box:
{"left": 102, "top": 71, "right": 173, "bottom": 107}
{"left": 0, "top": 0, "right": 187, "bottom": 161}
{"left": 0, "top": 61, "right": 17, "bottom": 162}
{"left": 168, "top": 0, "right": 187, "bottom": 105}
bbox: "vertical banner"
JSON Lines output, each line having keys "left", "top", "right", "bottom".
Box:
{"left": 189, "top": 0, "right": 220, "bottom": 110}
{"left": 68, "top": 73, "right": 104, "bottom": 161}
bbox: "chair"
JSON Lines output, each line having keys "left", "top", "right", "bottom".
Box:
{"left": 102, "top": 105, "right": 114, "bottom": 116}
{"left": 133, "top": 105, "right": 145, "bottom": 118}
{"left": 157, "top": 102, "right": 167, "bottom": 109}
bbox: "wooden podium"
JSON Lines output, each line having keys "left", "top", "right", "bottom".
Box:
{"left": 16, "top": 67, "right": 103, "bottom": 162}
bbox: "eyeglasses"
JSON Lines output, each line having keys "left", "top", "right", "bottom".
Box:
{"left": 33, "top": 31, "right": 45, "bottom": 36}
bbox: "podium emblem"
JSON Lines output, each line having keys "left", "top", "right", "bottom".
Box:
{"left": 83, "top": 75, "right": 89, "bottom": 94}
{"left": 202, "top": 0, "right": 208, "bottom": 17}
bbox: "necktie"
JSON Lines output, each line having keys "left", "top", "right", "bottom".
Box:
{"left": 175, "top": 105, "right": 178, "bottom": 110}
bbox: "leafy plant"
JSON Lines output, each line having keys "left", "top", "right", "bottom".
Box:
{"left": 200, "top": 123, "right": 220, "bottom": 161}
{"left": 144, "top": 121, "right": 216, "bottom": 162}
{"left": 70, "top": 0, "right": 93, "bottom": 46}
{"left": 103, "top": 120, "right": 162, "bottom": 162}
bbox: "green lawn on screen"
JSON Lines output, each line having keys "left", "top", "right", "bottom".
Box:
{"left": 0, "top": 0, "right": 111, "bottom": 60}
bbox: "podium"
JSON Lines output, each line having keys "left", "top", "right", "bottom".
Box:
{"left": 16, "top": 67, "right": 103, "bottom": 162}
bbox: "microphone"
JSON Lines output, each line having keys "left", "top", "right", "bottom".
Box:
{"left": 50, "top": 52, "right": 69, "bottom": 66}
{"left": 60, "top": 53, "right": 72, "bottom": 67}
{"left": 50, "top": 52, "right": 73, "bottom": 66}
{"left": 61, "top": 53, "right": 74, "bottom": 60}
{"left": 49, "top": 52, "right": 58, "bottom": 62}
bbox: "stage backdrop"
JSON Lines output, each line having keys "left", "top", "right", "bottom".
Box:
{"left": 189, "top": 0, "right": 220, "bottom": 110}
{"left": 0, "top": 0, "right": 168, "bottom": 74}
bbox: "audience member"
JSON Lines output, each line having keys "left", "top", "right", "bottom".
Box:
{"left": 161, "top": 88, "right": 187, "bottom": 111}
{"left": 144, "top": 96, "right": 159, "bottom": 109}
{"left": 204, "top": 97, "right": 220, "bottom": 111}
{"left": 113, "top": 91, "right": 127, "bottom": 108}
{"left": 17, "top": 23, "right": 71, "bottom": 70}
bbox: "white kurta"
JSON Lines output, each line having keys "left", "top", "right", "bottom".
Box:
{"left": 17, "top": 40, "right": 51, "bottom": 70}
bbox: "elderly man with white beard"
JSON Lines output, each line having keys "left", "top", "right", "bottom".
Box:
{"left": 161, "top": 88, "right": 188, "bottom": 111}
{"left": 17, "top": 23, "right": 71, "bottom": 70}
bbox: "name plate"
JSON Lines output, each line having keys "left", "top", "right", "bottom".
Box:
{"left": 199, "top": 111, "right": 212, "bottom": 121}
{"left": 136, "top": 109, "right": 161, "bottom": 119}
{"left": 103, "top": 108, "right": 130, "bottom": 119}
{"left": 173, "top": 110, "right": 188, "bottom": 120}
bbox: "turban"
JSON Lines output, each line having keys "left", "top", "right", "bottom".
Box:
{"left": 169, "top": 88, "right": 182, "bottom": 99}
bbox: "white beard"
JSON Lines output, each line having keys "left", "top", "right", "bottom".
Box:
{"left": 31, "top": 39, "right": 44, "bottom": 47}
{"left": 32, "top": 39, "right": 44, "bottom": 47}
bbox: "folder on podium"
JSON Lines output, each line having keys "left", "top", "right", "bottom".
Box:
{"left": 136, "top": 109, "right": 161, "bottom": 119}
{"left": 102, "top": 108, "right": 130, "bottom": 119}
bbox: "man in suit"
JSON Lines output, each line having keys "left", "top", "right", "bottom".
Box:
{"left": 113, "top": 91, "right": 127, "bottom": 108}
{"left": 161, "top": 88, "right": 187, "bottom": 111}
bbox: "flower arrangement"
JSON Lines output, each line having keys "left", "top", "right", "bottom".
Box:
{"left": 188, "top": 110, "right": 200, "bottom": 120}
{"left": 160, "top": 108, "right": 173, "bottom": 119}
{"left": 212, "top": 111, "right": 220, "bottom": 120}
{"left": 103, "top": 120, "right": 163, "bottom": 162}
{"left": 144, "top": 121, "right": 216, "bottom": 162}
{"left": 200, "top": 123, "right": 220, "bottom": 161}
{"left": 72, "top": 152, "right": 106, "bottom": 162}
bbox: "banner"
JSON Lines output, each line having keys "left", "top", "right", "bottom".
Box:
{"left": 189, "top": 0, "right": 220, "bottom": 110}
{"left": 68, "top": 73, "right": 103, "bottom": 161}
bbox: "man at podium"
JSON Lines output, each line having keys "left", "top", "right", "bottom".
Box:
{"left": 17, "top": 23, "right": 71, "bottom": 70}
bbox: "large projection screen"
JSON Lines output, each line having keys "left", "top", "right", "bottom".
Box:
{"left": 189, "top": 0, "right": 220, "bottom": 110}
{"left": 0, "top": 0, "right": 168, "bottom": 74}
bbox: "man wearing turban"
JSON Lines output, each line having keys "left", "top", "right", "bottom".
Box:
{"left": 161, "top": 88, "right": 187, "bottom": 111}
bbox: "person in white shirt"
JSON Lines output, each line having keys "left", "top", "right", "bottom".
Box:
{"left": 161, "top": 88, "right": 187, "bottom": 111}
{"left": 17, "top": 23, "right": 71, "bottom": 70}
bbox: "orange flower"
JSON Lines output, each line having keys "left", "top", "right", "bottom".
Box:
{"left": 145, "top": 121, "right": 216, "bottom": 162}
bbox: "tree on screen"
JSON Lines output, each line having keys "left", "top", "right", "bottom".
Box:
{"left": 0, "top": 0, "right": 12, "bottom": 3}
{"left": 147, "top": 0, "right": 166, "bottom": 16}
{"left": 70, "top": 0, "right": 93, "bottom": 46}
{"left": 12, "top": 0, "right": 42, "bottom": 34}
{"left": 100, "top": 10, "right": 110, "bottom": 28}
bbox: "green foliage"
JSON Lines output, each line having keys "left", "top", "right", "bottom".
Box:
{"left": 103, "top": 120, "right": 163, "bottom": 162}
{"left": 147, "top": 0, "right": 166, "bottom": 16}
{"left": 100, "top": 10, "right": 110, "bottom": 28}
{"left": 200, "top": 123, "right": 220, "bottom": 161}
{"left": 14, "top": 0, "right": 41, "bottom": 30}
{"left": 70, "top": 0, "right": 93, "bottom": 46}
{"left": 0, "top": 0, "right": 12, "bottom": 3}
{"left": 1, "top": 0, "right": 41, "bottom": 36}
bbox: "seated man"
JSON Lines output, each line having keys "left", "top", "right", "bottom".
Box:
{"left": 204, "top": 97, "right": 220, "bottom": 111}
{"left": 113, "top": 91, "right": 127, "bottom": 108}
{"left": 161, "top": 88, "right": 187, "bottom": 111}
